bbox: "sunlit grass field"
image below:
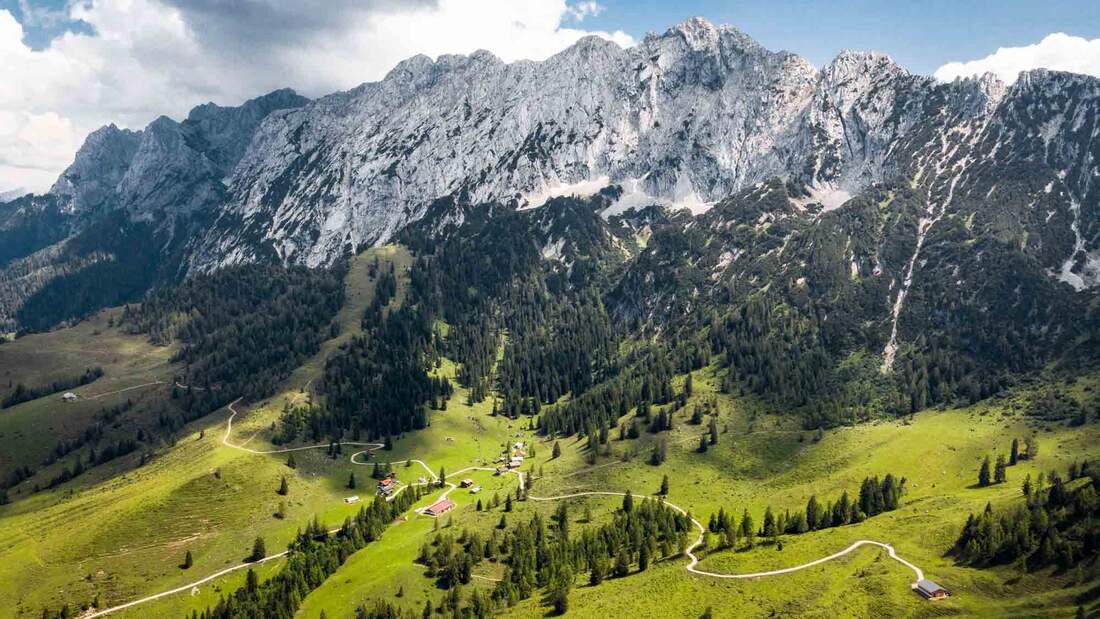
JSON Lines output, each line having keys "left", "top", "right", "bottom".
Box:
{"left": 0, "top": 245, "right": 1097, "bottom": 618}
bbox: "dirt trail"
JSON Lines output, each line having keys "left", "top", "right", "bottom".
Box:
{"left": 85, "top": 403, "right": 928, "bottom": 617}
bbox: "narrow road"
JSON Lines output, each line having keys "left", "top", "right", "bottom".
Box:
{"left": 84, "top": 402, "right": 928, "bottom": 617}
{"left": 522, "top": 476, "right": 925, "bottom": 583}
{"left": 83, "top": 552, "right": 288, "bottom": 618}
{"left": 224, "top": 398, "right": 384, "bottom": 455}
{"left": 84, "top": 380, "right": 166, "bottom": 400}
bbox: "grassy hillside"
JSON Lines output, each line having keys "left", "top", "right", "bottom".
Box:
{"left": 1, "top": 245, "right": 1097, "bottom": 619}
{"left": 0, "top": 308, "right": 176, "bottom": 482}
{"left": 0, "top": 247, "right": 414, "bottom": 618}
{"left": 283, "top": 367, "right": 1100, "bottom": 619}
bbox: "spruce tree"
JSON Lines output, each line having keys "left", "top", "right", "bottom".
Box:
{"left": 660, "top": 474, "right": 670, "bottom": 496}
{"left": 249, "top": 537, "right": 266, "bottom": 562}
{"left": 182, "top": 550, "right": 193, "bottom": 569}
{"left": 708, "top": 417, "right": 719, "bottom": 445}
{"left": 552, "top": 441, "right": 562, "bottom": 459}
{"left": 978, "top": 456, "right": 992, "bottom": 487}
{"left": 614, "top": 548, "right": 630, "bottom": 577}
{"left": 277, "top": 476, "right": 289, "bottom": 495}
{"left": 623, "top": 490, "right": 634, "bottom": 513}
{"left": 348, "top": 472, "right": 357, "bottom": 489}
{"left": 1010, "top": 438, "right": 1019, "bottom": 465}
{"left": 994, "top": 454, "right": 1007, "bottom": 484}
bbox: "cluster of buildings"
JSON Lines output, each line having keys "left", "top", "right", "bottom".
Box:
{"left": 494, "top": 441, "right": 526, "bottom": 475}
{"left": 377, "top": 476, "right": 398, "bottom": 496}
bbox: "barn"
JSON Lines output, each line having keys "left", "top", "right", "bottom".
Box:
{"left": 915, "top": 579, "right": 949, "bottom": 600}
{"left": 424, "top": 498, "right": 456, "bottom": 517}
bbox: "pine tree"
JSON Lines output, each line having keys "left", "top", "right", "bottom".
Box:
{"left": 182, "top": 550, "right": 193, "bottom": 569}
{"left": 762, "top": 507, "right": 777, "bottom": 540}
{"left": 614, "top": 548, "right": 630, "bottom": 577}
{"left": 1010, "top": 438, "right": 1019, "bottom": 465}
{"left": 978, "top": 456, "right": 992, "bottom": 487}
{"left": 286, "top": 453, "right": 296, "bottom": 469}
{"left": 660, "top": 474, "right": 670, "bottom": 496}
{"left": 589, "top": 556, "right": 606, "bottom": 585}
{"left": 438, "top": 466, "right": 446, "bottom": 488}
{"left": 277, "top": 476, "right": 289, "bottom": 495}
{"left": 623, "top": 490, "right": 634, "bottom": 513}
{"left": 347, "top": 472, "right": 357, "bottom": 489}
{"left": 739, "top": 510, "right": 754, "bottom": 547}
{"left": 708, "top": 417, "right": 718, "bottom": 445}
{"left": 698, "top": 433, "right": 708, "bottom": 453}
{"left": 249, "top": 537, "right": 266, "bottom": 562}
{"left": 552, "top": 441, "right": 562, "bottom": 458}
{"left": 994, "top": 454, "right": 1007, "bottom": 484}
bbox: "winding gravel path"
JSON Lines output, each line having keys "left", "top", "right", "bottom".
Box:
{"left": 84, "top": 401, "right": 928, "bottom": 617}
{"left": 520, "top": 475, "right": 924, "bottom": 582}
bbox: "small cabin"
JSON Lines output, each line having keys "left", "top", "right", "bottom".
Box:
{"left": 377, "top": 478, "right": 396, "bottom": 495}
{"left": 344, "top": 496, "right": 360, "bottom": 504}
{"left": 61, "top": 392, "right": 78, "bottom": 402}
{"left": 915, "top": 579, "right": 949, "bottom": 600}
{"left": 469, "top": 485, "right": 482, "bottom": 494}
{"left": 459, "top": 479, "right": 475, "bottom": 488}
{"left": 424, "top": 498, "right": 456, "bottom": 517}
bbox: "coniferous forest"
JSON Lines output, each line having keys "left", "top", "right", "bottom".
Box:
{"left": 954, "top": 460, "right": 1100, "bottom": 571}
{"left": 122, "top": 263, "right": 346, "bottom": 417}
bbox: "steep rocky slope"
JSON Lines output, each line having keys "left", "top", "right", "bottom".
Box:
{"left": 0, "top": 18, "right": 1097, "bottom": 362}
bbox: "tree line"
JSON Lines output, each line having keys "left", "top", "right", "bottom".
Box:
{"left": 953, "top": 459, "right": 1099, "bottom": 570}
{"left": 1, "top": 366, "right": 103, "bottom": 408}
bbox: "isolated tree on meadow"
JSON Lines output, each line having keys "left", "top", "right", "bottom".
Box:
{"left": 277, "top": 476, "right": 289, "bottom": 495}
{"left": 1010, "top": 438, "right": 1020, "bottom": 465}
{"left": 347, "top": 472, "right": 357, "bottom": 490}
{"left": 286, "top": 453, "right": 296, "bottom": 469}
{"left": 660, "top": 474, "right": 670, "bottom": 496}
{"left": 249, "top": 537, "right": 266, "bottom": 562}
{"left": 978, "top": 456, "right": 992, "bottom": 487}
{"left": 994, "top": 454, "right": 1007, "bottom": 484}
{"left": 708, "top": 417, "right": 719, "bottom": 445}
{"left": 182, "top": 550, "right": 193, "bottom": 569}
{"left": 552, "top": 441, "right": 562, "bottom": 459}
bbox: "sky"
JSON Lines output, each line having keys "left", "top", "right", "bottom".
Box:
{"left": 2, "top": 0, "right": 1099, "bottom": 195}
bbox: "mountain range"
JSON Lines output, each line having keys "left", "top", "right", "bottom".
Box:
{"left": 1, "top": 17, "right": 1098, "bottom": 382}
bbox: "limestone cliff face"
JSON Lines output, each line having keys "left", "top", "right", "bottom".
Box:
{"left": 2, "top": 17, "right": 1098, "bottom": 333}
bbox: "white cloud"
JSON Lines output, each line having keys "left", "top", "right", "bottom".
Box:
{"left": 0, "top": 0, "right": 634, "bottom": 194}
{"left": 934, "top": 33, "right": 1100, "bottom": 84}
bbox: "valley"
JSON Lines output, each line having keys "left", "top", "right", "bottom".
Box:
{"left": 0, "top": 246, "right": 1096, "bottom": 618}
{"left": 1, "top": 14, "right": 1099, "bottom": 619}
